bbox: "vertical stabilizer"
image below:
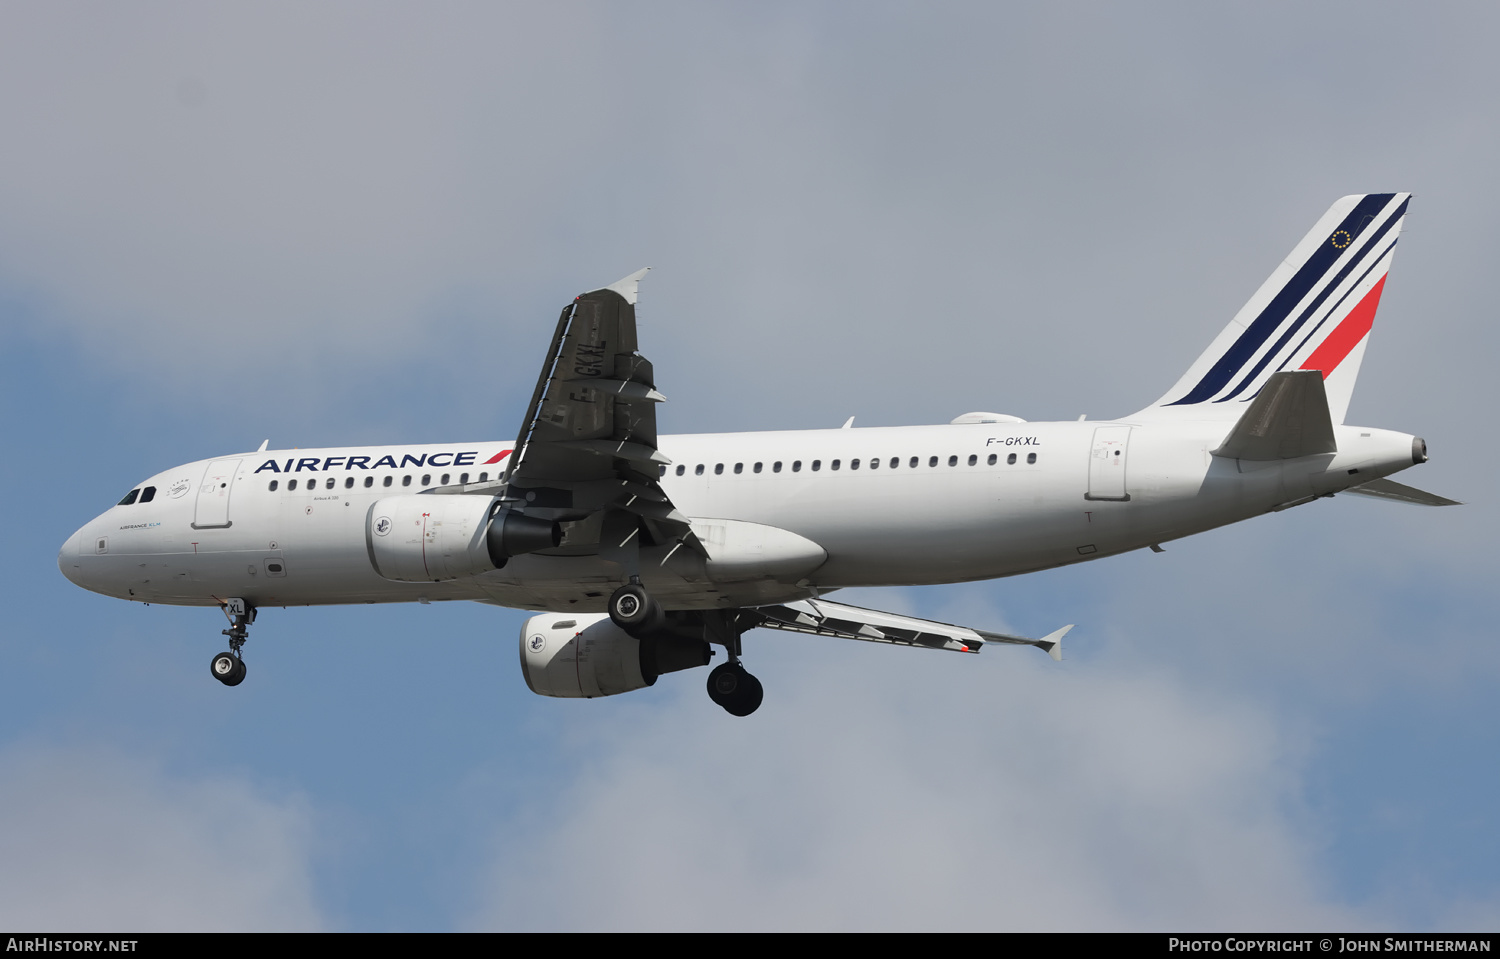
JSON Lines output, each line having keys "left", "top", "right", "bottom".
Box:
{"left": 1137, "top": 193, "right": 1409, "bottom": 423}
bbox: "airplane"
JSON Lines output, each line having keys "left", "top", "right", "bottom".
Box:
{"left": 58, "top": 193, "right": 1456, "bottom": 716}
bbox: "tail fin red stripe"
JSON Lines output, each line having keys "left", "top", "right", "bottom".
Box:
{"left": 1300, "top": 274, "right": 1387, "bottom": 378}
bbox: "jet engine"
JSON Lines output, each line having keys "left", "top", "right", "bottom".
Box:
{"left": 520, "top": 612, "right": 711, "bottom": 698}
{"left": 367, "top": 496, "right": 560, "bottom": 583}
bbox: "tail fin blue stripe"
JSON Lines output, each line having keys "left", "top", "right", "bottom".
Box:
{"left": 1275, "top": 236, "right": 1397, "bottom": 379}
{"left": 1213, "top": 197, "right": 1406, "bottom": 402}
{"left": 1165, "top": 193, "right": 1395, "bottom": 406}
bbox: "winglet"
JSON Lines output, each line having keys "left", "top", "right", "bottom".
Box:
{"left": 1037, "top": 624, "right": 1072, "bottom": 661}
{"left": 599, "top": 268, "right": 651, "bottom": 306}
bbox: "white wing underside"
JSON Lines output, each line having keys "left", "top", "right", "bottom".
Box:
{"left": 750, "top": 598, "right": 1070, "bottom": 659}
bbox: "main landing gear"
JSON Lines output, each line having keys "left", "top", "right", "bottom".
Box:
{"left": 608, "top": 581, "right": 764, "bottom": 717}
{"left": 707, "top": 659, "right": 763, "bottom": 717}
{"left": 211, "top": 598, "right": 254, "bottom": 687}
{"left": 607, "top": 580, "right": 666, "bottom": 635}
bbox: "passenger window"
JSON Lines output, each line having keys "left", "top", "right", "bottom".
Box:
{"left": 383, "top": 476, "right": 393, "bottom": 487}
{"left": 345, "top": 477, "right": 355, "bottom": 489}
{"left": 441, "top": 473, "right": 451, "bottom": 485}
{"left": 676, "top": 465, "right": 686, "bottom": 476}
{"left": 734, "top": 463, "right": 743, "bottom": 474}
{"left": 326, "top": 478, "right": 336, "bottom": 489}
{"left": 1027, "top": 452, "right": 1037, "bottom": 464}
{"left": 754, "top": 462, "right": 763, "bottom": 473}
{"left": 695, "top": 464, "right": 704, "bottom": 476}
{"left": 289, "top": 479, "right": 298, "bottom": 491}
{"left": 792, "top": 460, "right": 802, "bottom": 472}
{"left": 811, "top": 460, "right": 821, "bottom": 471}
{"left": 478, "top": 472, "right": 488, "bottom": 482}
{"left": 869, "top": 458, "right": 878, "bottom": 469}
{"left": 773, "top": 461, "right": 782, "bottom": 473}
{"left": 850, "top": 459, "right": 859, "bottom": 470}
{"left": 402, "top": 476, "right": 412, "bottom": 487}
{"left": 890, "top": 457, "right": 899, "bottom": 469}
{"left": 714, "top": 464, "right": 723, "bottom": 475}
{"left": 948, "top": 455, "right": 958, "bottom": 467}
{"left": 269, "top": 480, "right": 279, "bottom": 492}
{"left": 1008, "top": 453, "right": 1017, "bottom": 465}
{"left": 909, "top": 457, "right": 918, "bottom": 468}
{"left": 117, "top": 489, "right": 140, "bottom": 506}
{"left": 364, "top": 476, "right": 374, "bottom": 488}
{"left": 831, "top": 459, "right": 841, "bottom": 470}
{"left": 929, "top": 456, "right": 938, "bottom": 468}
{"left": 968, "top": 454, "right": 977, "bottom": 466}
{"left": 421, "top": 475, "right": 431, "bottom": 486}
{"left": 988, "top": 453, "right": 997, "bottom": 465}
{"left": 659, "top": 465, "right": 667, "bottom": 477}
{"left": 460, "top": 473, "right": 469, "bottom": 485}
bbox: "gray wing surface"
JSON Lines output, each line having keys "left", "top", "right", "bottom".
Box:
{"left": 500, "top": 269, "right": 703, "bottom": 553}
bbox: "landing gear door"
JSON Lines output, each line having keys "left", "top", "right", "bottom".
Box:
{"left": 1085, "top": 426, "right": 1132, "bottom": 502}
{"left": 193, "top": 458, "right": 242, "bottom": 529}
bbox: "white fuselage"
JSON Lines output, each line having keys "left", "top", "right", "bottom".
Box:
{"left": 58, "top": 417, "right": 1422, "bottom": 615}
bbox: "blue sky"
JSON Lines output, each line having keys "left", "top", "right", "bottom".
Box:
{"left": 1, "top": 2, "right": 1496, "bottom": 930}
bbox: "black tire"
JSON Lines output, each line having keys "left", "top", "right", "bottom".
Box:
{"left": 724, "top": 670, "right": 763, "bottom": 717}
{"left": 211, "top": 652, "right": 241, "bottom": 686}
{"left": 706, "top": 662, "right": 740, "bottom": 706}
{"left": 608, "top": 583, "right": 664, "bottom": 636}
{"left": 707, "top": 662, "right": 763, "bottom": 716}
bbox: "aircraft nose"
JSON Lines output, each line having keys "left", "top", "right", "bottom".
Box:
{"left": 58, "top": 528, "right": 84, "bottom": 586}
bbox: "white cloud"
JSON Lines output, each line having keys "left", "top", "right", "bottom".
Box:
{"left": 469, "top": 648, "right": 1365, "bottom": 931}
{"left": 0, "top": 745, "right": 326, "bottom": 931}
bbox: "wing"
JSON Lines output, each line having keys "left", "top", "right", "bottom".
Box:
{"left": 498, "top": 269, "right": 702, "bottom": 553}
{"left": 745, "top": 598, "right": 1071, "bottom": 660}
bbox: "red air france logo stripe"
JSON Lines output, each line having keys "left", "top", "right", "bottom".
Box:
{"left": 483, "top": 449, "right": 513, "bottom": 465}
{"left": 1300, "top": 274, "right": 1387, "bottom": 379}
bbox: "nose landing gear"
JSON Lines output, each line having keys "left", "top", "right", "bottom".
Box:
{"left": 211, "top": 598, "right": 254, "bottom": 687}
{"left": 210, "top": 650, "right": 246, "bottom": 686}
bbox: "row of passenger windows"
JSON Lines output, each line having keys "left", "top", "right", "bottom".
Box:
{"left": 660, "top": 452, "right": 1038, "bottom": 477}
{"left": 266, "top": 471, "right": 492, "bottom": 493}
{"left": 117, "top": 486, "right": 157, "bottom": 506}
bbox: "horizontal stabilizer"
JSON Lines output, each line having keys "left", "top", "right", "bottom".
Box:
{"left": 1213, "top": 370, "right": 1336, "bottom": 461}
{"left": 1343, "top": 477, "right": 1461, "bottom": 507}
{"left": 750, "top": 598, "right": 1069, "bottom": 659}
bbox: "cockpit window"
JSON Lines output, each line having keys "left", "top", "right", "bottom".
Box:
{"left": 117, "top": 489, "right": 140, "bottom": 506}
{"left": 139, "top": 486, "right": 157, "bottom": 503}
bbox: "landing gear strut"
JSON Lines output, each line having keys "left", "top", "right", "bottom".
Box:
{"left": 211, "top": 598, "right": 254, "bottom": 687}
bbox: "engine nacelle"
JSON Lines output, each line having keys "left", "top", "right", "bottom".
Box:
{"left": 520, "top": 612, "right": 711, "bottom": 698}
{"left": 367, "top": 495, "right": 498, "bottom": 582}
{"left": 367, "top": 496, "right": 561, "bottom": 583}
